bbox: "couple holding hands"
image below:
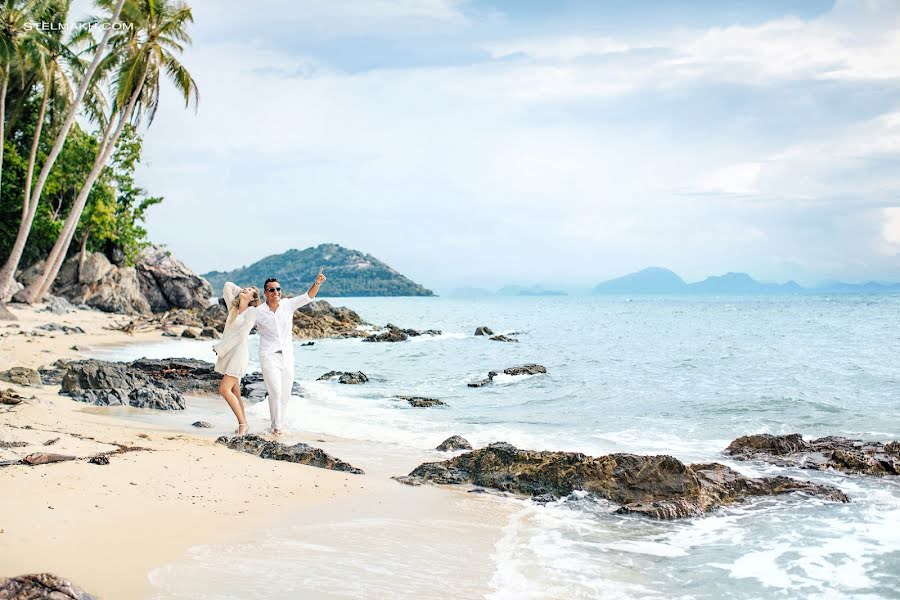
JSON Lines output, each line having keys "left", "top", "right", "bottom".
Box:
{"left": 212, "top": 270, "right": 327, "bottom": 435}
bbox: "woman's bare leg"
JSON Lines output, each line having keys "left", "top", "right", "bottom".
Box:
{"left": 231, "top": 379, "right": 248, "bottom": 434}
{"left": 219, "top": 375, "right": 248, "bottom": 434}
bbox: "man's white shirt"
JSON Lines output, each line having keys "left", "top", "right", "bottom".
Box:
{"left": 255, "top": 293, "right": 312, "bottom": 357}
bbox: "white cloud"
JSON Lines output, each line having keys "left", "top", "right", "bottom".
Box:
{"left": 132, "top": 0, "right": 900, "bottom": 286}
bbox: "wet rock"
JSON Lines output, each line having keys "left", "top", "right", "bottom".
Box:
{"left": 474, "top": 326, "right": 493, "bottom": 336}
{"left": 0, "top": 367, "right": 42, "bottom": 387}
{"left": 181, "top": 327, "right": 201, "bottom": 339}
{"left": 301, "top": 341, "right": 315, "bottom": 346}
{"left": 38, "top": 360, "right": 69, "bottom": 386}
{"left": 36, "top": 322, "right": 85, "bottom": 334}
{"left": 192, "top": 421, "right": 213, "bottom": 428}
{"left": 0, "top": 573, "right": 97, "bottom": 599}
{"left": 397, "top": 442, "right": 848, "bottom": 520}
{"left": 395, "top": 396, "right": 447, "bottom": 408}
{"left": 317, "top": 371, "right": 368, "bottom": 384}
{"left": 724, "top": 433, "right": 900, "bottom": 477}
{"left": 531, "top": 493, "right": 556, "bottom": 504}
{"left": 129, "top": 358, "right": 220, "bottom": 395}
{"left": 436, "top": 435, "right": 472, "bottom": 451}
{"left": 216, "top": 434, "right": 364, "bottom": 474}
{"left": 60, "top": 360, "right": 185, "bottom": 410}
{"left": 240, "top": 371, "right": 302, "bottom": 402}
{"left": 489, "top": 335, "right": 518, "bottom": 343}
{"left": 467, "top": 364, "right": 547, "bottom": 388}
{"left": 363, "top": 323, "right": 442, "bottom": 342}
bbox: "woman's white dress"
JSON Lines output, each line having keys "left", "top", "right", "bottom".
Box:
{"left": 213, "top": 282, "right": 258, "bottom": 378}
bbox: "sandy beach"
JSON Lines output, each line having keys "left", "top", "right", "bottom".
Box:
{"left": 0, "top": 303, "right": 511, "bottom": 599}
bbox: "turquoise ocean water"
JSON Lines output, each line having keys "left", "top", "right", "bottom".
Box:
{"left": 99, "top": 295, "right": 900, "bottom": 599}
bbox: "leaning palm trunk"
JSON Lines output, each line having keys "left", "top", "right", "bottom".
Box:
{"left": 0, "top": 0, "right": 126, "bottom": 301}
{"left": 0, "top": 62, "right": 9, "bottom": 209}
{"left": 0, "top": 74, "right": 52, "bottom": 301}
{"left": 25, "top": 64, "right": 150, "bottom": 303}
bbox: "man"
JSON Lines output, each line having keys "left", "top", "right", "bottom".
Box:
{"left": 255, "top": 271, "right": 326, "bottom": 434}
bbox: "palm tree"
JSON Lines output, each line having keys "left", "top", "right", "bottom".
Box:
{"left": 0, "top": 0, "right": 125, "bottom": 302}
{"left": 22, "top": 0, "right": 197, "bottom": 302}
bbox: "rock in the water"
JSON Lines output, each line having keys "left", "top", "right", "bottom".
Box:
{"left": 292, "top": 300, "right": 369, "bottom": 340}
{"left": 474, "top": 326, "right": 493, "bottom": 336}
{"left": 192, "top": 421, "right": 213, "bottom": 428}
{"left": 468, "top": 364, "right": 547, "bottom": 387}
{"left": 489, "top": 335, "right": 517, "bottom": 343}
{"left": 0, "top": 367, "right": 42, "bottom": 387}
{"left": 240, "top": 371, "right": 302, "bottom": 402}
{"left": 301, "top": 341, "right": 315, "bottom": 346}
{"left": 396, "top": 442, "right": 848, "bottom": 520}
{"left": 724, "top": 433, "right": 900, "bottom": 477}
{"left": 136, "top": 245, "right": 214, "bottom": 312}
{"left": 0, "top": 573, "right": 97, "bottom": 599}
{"left": 436, "top": 435, "right": 472, "bottom": 451}
{"left": 59, "top": 360, "right": 185, "bottom": 410}
{"left": 216, "top": 434, "right": 364, "bottom": 474}
{"left": 318, "top": 371, "right": 368, "bottom": 384}
{"left": 395, "top": 396, "right": 447, "bottom": 408}
{"left": 363, "top": 323, "right": 442, "bottom": 342}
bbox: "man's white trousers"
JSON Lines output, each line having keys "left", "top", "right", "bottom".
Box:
{"left": 260, "top": 351, "right": 294, "bottom": 430}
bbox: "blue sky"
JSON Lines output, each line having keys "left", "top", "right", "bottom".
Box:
{"left": 93, "top": 0, "right": 900, "bottom": 291}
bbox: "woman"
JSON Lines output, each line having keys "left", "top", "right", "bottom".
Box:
{"left": 213, "top": 282, "right": 261, "bottom": 435}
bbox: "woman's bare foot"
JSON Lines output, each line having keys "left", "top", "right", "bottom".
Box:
{"left": 271, "top": 428, "right": 282, "bottom": 436}
{"left": 237, "top": 423, "right": 249, "bottom": 436}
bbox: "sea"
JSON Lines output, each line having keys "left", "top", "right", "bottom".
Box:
{"left": 94, "top": 294, "right": 900, "bottom": 599}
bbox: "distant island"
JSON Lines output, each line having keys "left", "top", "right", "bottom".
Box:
{"left": 593, "top": 267, "right": 900, "bottom": 294}
{"left": 203, "top": 244, "right": 434, "bottom": 297}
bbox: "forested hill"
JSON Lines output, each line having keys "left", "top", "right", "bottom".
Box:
{"left": 203, "top": 244, "right": 434, "bottom": 297}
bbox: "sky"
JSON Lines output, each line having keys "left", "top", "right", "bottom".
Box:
{"left": 79, "top": 0, "right": 900, "bottom": 291}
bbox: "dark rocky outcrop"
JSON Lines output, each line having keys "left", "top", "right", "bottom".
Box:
{"left": 59, "top": 360, "right": 185, "bottom": 410}
{"left": 216, "top": 434, "right": 364, "bottom": 474}
{"left": 395, "top": 396, "right": 447, "bottom": 408}
{"left": 14, "top": 247, "right": 212, "bottom": 315}
{"left": 318, "top": 371, "right": 368, "bottom": 385}
{"left": 38, "top": 360, "right": 69, "bottom": 386}
{"left": 127, "top": 358, "right": 220, "bottom": 395}
{"left": 436, "top": 436, "right": 472, "bottom": 451}
{"left": 468, "top": 364, "right": 547, "bottom": 387}
{"left": 724, "top": 433, "right": 900, "bottom": 477}
{"left": 293, "top": 300, "right": 369, "bottom": 340}
{"left": 0, "top": 367, "right": 42, "bottom": 387}
{"left": 489, "top": 335, "right": 518, "bottom": 343}
{"left": 474, "top": 326, "right": 493, "bottom": 336}
{"left": 239, "top": 371, "right": 303, "bottom": 402}
{"left": 363, "top": 323, "right": 442, "bottom": 343}
{"left": 396, "top": 442, "right": 848, "bottom": 520}
{"left": 0, "top": 573, "right": 97, "bottom": 599}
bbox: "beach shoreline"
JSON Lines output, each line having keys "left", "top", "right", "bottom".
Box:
{"left": 0, "top": 303, "right": 510, "bottom": 599}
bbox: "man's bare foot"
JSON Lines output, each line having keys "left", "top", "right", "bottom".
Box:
{"left": 237, "top": 423, "right": 249, "bottom": 436}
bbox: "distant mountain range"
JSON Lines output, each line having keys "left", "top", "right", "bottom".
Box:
{"left": 447, "top": 285, "right": 568, "bottom": 297}
{"left": 203, "top": 244, "right": 434, "bottom": 297}
{"left": 593, "top": 267, "right": 900, "bottom": 294}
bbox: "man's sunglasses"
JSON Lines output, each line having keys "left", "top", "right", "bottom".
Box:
{"left": 266, "top": 287, "right": 281, "bottom": 293}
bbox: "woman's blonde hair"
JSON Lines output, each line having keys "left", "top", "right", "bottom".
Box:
{"left": 227, "top": 286, "right": 261, "bottom": 323}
